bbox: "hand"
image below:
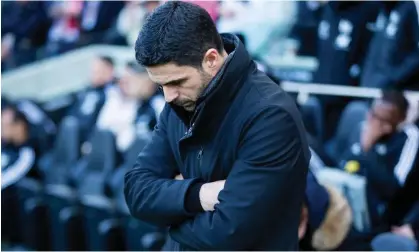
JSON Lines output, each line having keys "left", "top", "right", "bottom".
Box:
{"left": 298, "top": 205, "right": 309, "bottom": 240}
{"left": 360, "top": 122, "right": 387, "bottom": 152}
{"left": 199, "top": 180, "right": 225, "bottom": 211}
{"left": 392, "top": 224, "right": 415, "bottom": 239}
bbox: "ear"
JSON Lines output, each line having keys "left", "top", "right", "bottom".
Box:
{"left": 202, "top": 48, "right": 220, "bottom": 76}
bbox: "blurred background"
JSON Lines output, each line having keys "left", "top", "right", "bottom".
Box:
{"left": 1, "top": 0, "right": 419, "bottom": 251}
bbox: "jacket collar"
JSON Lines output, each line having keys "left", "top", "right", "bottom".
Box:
{"left": 172, "top": 33, "right": 254, "bottom": 140}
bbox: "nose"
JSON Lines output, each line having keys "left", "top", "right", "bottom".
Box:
{"left": 162, "top": 86, "right": 179, "bottom": 103}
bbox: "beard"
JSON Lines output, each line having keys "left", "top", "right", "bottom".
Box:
{"left": 173, "top": 70, "right": 213, "bottom": 112}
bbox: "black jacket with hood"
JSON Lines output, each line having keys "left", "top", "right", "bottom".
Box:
{"left": 124, "top": 34, "right": 310, "bottom": 250}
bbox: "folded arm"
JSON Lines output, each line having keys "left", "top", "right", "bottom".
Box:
{"left": 169, "top": 106, "right": 310, "bottom": 250}
{"left": 124, "top": 107, "right": 203, "bottom": 226}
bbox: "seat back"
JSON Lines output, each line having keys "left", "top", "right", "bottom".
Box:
{"left": 106, "top": 138, "right": 149, "bottom": 201}
{"left": 42, "top": 116, "right": 81, "bottom": 185}
{"left": 335, "top": 101, "right": 369, "bottom": 146}
{"left": 75, "top": 129, "right": 116, "bottom": 196}
{"left": 300, "top": 96, "right": 324, "bottom": 143}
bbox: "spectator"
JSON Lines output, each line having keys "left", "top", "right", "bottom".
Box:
{"left": 108, "top": 1, "right": 160, "bottom": 47}
{"left": 289, "top": 1, "right": 324, "bottom": 57}
{"left": 77, "top": 1, "right": 124, "bottom": 46}
{"left": 360, "top": 1, "right": 419, "bottom": 90}
{"left": 66, "top": 55, "right": 116, "bottom": 142}
{"left": 95, "top": 61, "right": 164, "bottom": 153}
{"left": 337, "top": 91, "right": 419, "bottom": 234}
{"left": 313, "top": 1, "right": 381, "bottom": 140}
{"left": 1, "top": 106, "right": 41, "bottom": 190}
{"left": 44, "top": 1, "right": 84, "bottom": 56}
{"left": 1, "top": 1, "right": 51, "bottom": 71}
{"left": 14, "top": 99, "right": 57, "bottom": 154}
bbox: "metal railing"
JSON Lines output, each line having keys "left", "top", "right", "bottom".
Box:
{"left": 282, "top": 81, "right": 419, "bottom": 123}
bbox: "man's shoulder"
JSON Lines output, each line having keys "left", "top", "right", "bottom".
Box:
{"left": 242, "top": 73, "right": 300, "bottom": 120}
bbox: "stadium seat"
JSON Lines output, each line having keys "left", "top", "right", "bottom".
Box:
{"left": 41, "top": 117, "right": 84, "bottom": 250}
{"left": 40, "top": 116, "right": 81, "bottom": 185}
{"left": 326, "top": 101, "right": 369, "bottom": 161}
{"left": 76, "top": 129, "right": 121, "bottom": 250}
{"left": 104, "top": 138, "right": 166, "bottom": 250}
{"left": 76, "top": 129, "right": 117, "bottom": 195}
{"left": 300, "top": 96, "right": 324, "bottom": 143}
{"left": 2, "top": 186, "right": 25, "bottom": 246}
{"left": 16, "top": 178, "right": 50, "bottom": 250}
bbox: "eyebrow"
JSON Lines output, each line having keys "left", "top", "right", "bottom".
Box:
{"left": 159, "top": 77, "right": 188, "bottom": 86}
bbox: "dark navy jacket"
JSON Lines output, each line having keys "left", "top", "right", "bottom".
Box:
{"left": 314, "top": 2, "right": 380, "bottom": 87}
{"left": 360, "top": 1, "right": 419, "bottom": 90}
{"left": 337, "top": 122, "right": 419, "bottom": 229}
{"left": 124, "top": 34, "right": 310, "bottom": 250}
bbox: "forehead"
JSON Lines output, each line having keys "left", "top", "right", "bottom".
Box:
{"left": 146, "top": 63, "right": 197, "bottom": 84}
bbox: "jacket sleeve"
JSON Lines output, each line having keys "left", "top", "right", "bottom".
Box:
{"left": 124, "top": 107, "right": 203, "bottom": 227}
{"left": 169, "top": 106, "right": 309, "bottom": 250}
{"left": 404, "top": 202, "right": 419, "bottom": 226}
{"left": 360, "top": 150, "right": 401, "bottom": 201}
{"left": 1, "top": 147, "right": 36, "bottom": 190}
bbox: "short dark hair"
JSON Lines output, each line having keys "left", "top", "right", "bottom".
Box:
{"left": 135, "top": 1, "right": 224, "bottom": 68}
{"left": 98, "top": 55, "right": 114, "bottom": 67}
{"left": 381, "top": 90, "right": 409, "bottom": 116}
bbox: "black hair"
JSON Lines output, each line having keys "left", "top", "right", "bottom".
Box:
{"left": 135, "top": 1, "right": 224, "bottom": 68}
{"left": 98, "top": 55, "right": 114, "bottom": 67}
{"left": 381, "top": 90, "right": 409, "bottom": 116}
{"left": 1, "top": 95, "right": 12, "bottom": 110}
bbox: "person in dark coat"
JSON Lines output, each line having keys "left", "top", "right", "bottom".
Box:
{"left": 360, "top": 1, "right": 419, "bottom": 90}
{"left": 1, "top": 1, "right": 51, "bottom": 70}
{"left": 337, "top": 91, "right": 419, "bottom": 237}
{"left": 66, "top": 55, "right": 116, "bottom": 142}
{"left": 313, "top": 1, "right": 381, "bottom": 140}
{"left": 77, "top": 1, "right": 124, "bottom": 46}
{"left": 289, "top": 1, "right": 325, "bottom": 57}
{"left": 124, "top": 1, "right": 310, "bottom": 250}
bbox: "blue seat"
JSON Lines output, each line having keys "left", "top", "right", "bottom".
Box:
{"left": 41, "top": 117, "right": 84, "bottom": 250}
{"left": 106, "top": 138, "right": 166, "bottom": 250}
{"left": 325, "top": 100, "right": 369, "bottom": 162}
{"left": 300, "top": 96, "right": 324, "bottom": 143}
{"left": 76, "top": 129, "right": 120, "bottom": 250}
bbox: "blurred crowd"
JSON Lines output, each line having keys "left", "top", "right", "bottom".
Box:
{"left": 2, "top": 0, "right": 419, "bottom": 251}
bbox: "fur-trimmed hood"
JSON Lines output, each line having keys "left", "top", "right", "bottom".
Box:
{"left": 311, "top": 184, "right": 353, "bottom": 250}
